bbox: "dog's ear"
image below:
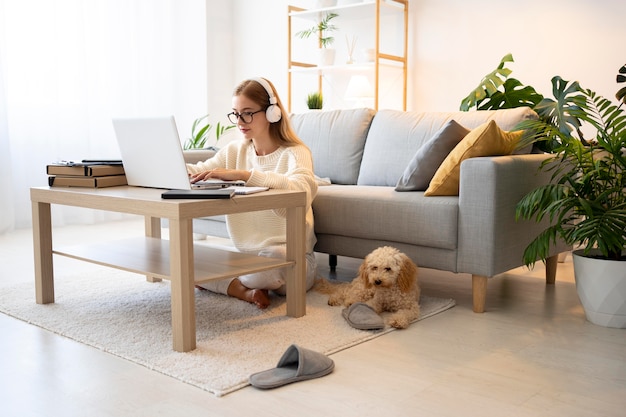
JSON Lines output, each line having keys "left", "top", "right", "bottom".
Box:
{"left": 397, "top": 254, "right": 418, "bottom": 293}
{"left": 358, "top": 258, "right": 372, "bottom": 288}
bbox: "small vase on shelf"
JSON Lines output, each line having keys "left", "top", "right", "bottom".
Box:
{"left": 346, "top": 35, "right": 357, "bottom": 64}
{"left": 317, "top": 0, "right": 337, "bottom": 8}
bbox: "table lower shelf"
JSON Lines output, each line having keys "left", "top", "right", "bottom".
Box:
{"left": 53, "top": 237, "right": 293, "bottom": 283}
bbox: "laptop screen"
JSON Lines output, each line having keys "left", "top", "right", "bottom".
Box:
{"left": 112, "top": 116, "right": 243, "bottom": 190}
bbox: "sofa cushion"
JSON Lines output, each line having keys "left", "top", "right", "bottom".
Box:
{"left": 424, "top": 120, "right": 523, "bottom": 196}
{"left": 357, "top": 107, "right": 537, "bottom": 186}
{"left": 291, "top": 108, "right": 375, "bottom": 185}
{"left": 395, "top": 120, "right": 469, "bottom": 191}
{"left": 313, "top": 185, "right": 459, "bottom": 250}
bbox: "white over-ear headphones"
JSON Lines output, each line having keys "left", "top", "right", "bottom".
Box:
{"left": 252, "top": 77, "right": 282, "bottom": 123}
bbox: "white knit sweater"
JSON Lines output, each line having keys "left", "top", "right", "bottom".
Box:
{"left": 187, "top": 139, "right": 318, "bottom": 254}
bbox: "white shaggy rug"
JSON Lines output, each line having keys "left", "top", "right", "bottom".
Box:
{"left": 0, "top": 269, "right": 455, "bottom": 397}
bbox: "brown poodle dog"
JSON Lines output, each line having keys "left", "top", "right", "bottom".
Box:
{"left": 317, "top": 246, "right": 420, "bottom": 329}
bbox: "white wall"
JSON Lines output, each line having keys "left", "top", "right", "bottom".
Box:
{"left": 220, "top": 0, "right": 626, "bottom": 113}
{"left": 411, "top": 0, "right": 626, "bottom": 112}
{"left": 231, "top": 0, "right": 291, "bottom": 99}
{"left": 206, "top": 0, "right": 235, "bottom": 121}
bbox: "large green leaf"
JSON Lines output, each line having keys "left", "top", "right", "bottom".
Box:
{"left": 617, "top": 64, "right": 626, "bottom": 104}
{"left": 476, "top": 78, "right": 543, "bottom": 110}
{"left": 459, "top": 53, "right": 514, "bottom": 111}
{"left": 533, "top": 77, "right": 586, "bottom": 141}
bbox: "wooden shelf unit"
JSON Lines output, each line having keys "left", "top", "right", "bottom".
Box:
{"left": 287, "top": 0, "right": 408, "bottom": 112}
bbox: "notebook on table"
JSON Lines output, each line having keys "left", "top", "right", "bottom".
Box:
{"left": 161, "top": 189, "right": 236, "bottom": 199}
{"left": 111, "top": 116, "right": 244, "bottom": 190}
{"left": 160, "top": 186, "right": 268, "bottom": 199}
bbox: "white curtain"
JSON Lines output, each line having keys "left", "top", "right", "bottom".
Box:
{"left": 0, "top": 0, "right": 207, "bottom": 234}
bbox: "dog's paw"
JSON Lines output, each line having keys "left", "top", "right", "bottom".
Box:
{"left": 387, "top": 314, "right": 410, "bottom": 329}
{"left": 327, "top": 295, "right": 343, "bottom": 306}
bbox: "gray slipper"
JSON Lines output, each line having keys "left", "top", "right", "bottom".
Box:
{"left": 249, "top": 344, "right": 334, "bottom": 389}
{"left": 342, "top": 302, "right": 384, "bottom": 330}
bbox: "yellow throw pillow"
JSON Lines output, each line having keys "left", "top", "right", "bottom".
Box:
{"left": 424, "top": 120, "right": 523, "bottom": 196}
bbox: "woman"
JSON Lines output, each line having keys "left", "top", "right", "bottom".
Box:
{"left": 188, "top": 77, "right": 318, "bottom": 309}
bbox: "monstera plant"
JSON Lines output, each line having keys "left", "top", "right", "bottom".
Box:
{"left": 514, "top": 65, "right": 626, "bottom": 328}
{"left": 462, "top": 57, "right": 626, "bottom": 327}
{"left": 460, "top": 53, "right": 544, "bottom": 112}
{"left": 460, "top": 54, "right": 550, "bottom": 151}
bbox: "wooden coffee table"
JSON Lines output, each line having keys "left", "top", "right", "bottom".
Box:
{"left": 30, "top": 186, "right": 307, "bottom": 352}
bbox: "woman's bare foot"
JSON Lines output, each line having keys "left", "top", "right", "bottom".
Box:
{"left": 227, "top": 278, "right": 270, "bottom": 309}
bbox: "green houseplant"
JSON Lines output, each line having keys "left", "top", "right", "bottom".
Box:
{"left": 460, "top": 54, "right": 557, "bottom": 152}
{"left": 295, "top": 12, "right": 339, "bottom": 48}
{"left": 514, "top": 67, "right": 626, "bottom": 327}
{"left": 306, "top": 91, "right": 323, "bottom": 109}
{"left": 295, "top": 12, "right": 339, "bottom": 66}
{"left": 183, "top": 114, "right": 235, "bottom": 150}
{"left": 460, "top": 53, "right": 544, "bottom": 112}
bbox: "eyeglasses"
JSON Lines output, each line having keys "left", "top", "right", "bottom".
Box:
{"left": 227, "top": 109, "right": 264, "bottom": 124}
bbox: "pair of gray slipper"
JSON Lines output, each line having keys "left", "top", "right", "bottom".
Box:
{"left": 248, "top": 304, "right": 382, "bottom": 389}
{"left": 249, "top": 344, "right": 335, "bottom": 389}
{"left": 342, "top": 302, "right": 384, "bottom": 330}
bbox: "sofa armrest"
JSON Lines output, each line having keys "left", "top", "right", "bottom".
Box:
{"left": 183, "top": 149, "right": 216, "bottom": 164}
{"left": 456, "top": 154, "right": 569, "bottom": 277}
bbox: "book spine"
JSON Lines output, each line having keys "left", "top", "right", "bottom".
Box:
{"left": 46, "top": 164, "right": 125, "bottom": 177}
{"left": 48, "top": 175, "right": 127, "bottom": 188}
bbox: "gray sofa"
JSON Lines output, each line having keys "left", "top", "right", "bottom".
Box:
{"left": 184, "top": 107, "right": 568, "bottom": 313}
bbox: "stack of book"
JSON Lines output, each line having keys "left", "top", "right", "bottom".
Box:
{"left": 47, "top": 160, "right": 127, "bottom": 188}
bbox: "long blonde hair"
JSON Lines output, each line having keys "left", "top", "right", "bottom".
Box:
{"left": 233, "top": 78, "right": 305, "bottom": 147}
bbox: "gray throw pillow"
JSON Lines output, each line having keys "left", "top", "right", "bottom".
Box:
{"left": 291, "top": 108, "right": 376, "bottom": 185}
{"left": 395, "top": 120, "right": 470, "bottom": 191}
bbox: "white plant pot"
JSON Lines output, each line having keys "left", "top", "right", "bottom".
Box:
{"left": 319, "top": 48, "right": 336, "bottom": 66}
{"left": 573, "top": 249, "right": 626, "bottom": 328}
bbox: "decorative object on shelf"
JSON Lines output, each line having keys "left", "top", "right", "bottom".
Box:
{"left": 316, "top": 0, "right": 337, "bottom": 7}
{"left": 184, "top": 114, "right": 235, "bottom": 150}
{"left": 345, "top": 34, "right": 357, "bottom": 64}
{"left": 345, "top": 75, "right": 373, "bottom": 107}
{"left": 515, "top": 64, "right": 626, "bottom": 328}
{"left": 361, "top": 48, "right": 375, "bottom": 63}
{"left": 295, "top": 12, "right": 339, "bottom": 67}
{"left": 306, "top": 91, "right": 324, "bottom": 110}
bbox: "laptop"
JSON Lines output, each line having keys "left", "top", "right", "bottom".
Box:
{"left": 112, "top": 116, "right": 244, "bottom": 190}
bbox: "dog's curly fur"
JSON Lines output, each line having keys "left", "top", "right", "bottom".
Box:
{"left": 316, "top": 246, "right": 420, "bottom": 329}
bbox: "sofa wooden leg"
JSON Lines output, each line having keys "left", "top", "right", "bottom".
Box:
{"left": 472, "top": 275, "right": 488, "bottom": 313}
{"left": 329, "top": 254, "right": 337, "bottom": 272}
{"left": 545, "top": 254, "right": 558, "bottom": 285}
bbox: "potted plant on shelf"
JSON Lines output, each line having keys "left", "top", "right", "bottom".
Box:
{"left": 295, "top": 12, "right": 339, "bottom": 67}
{"left": 515, "top": 65, "right": 626, "bottom": 328}
{"left": 306, "top": 91, "right": 323, "bottom": 110}
{"left": 183, "top": 114, "right": 235, "bottom": 151}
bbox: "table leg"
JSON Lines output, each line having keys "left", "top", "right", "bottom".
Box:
{"left": 168, "top": 218, "right": 196, "bottom": 352}
{"left": 32, "top": 201, "right": 54, "bottom": 304}
{"left": 144, "top": 216, "right": 163, "bottom": 283}
{"left": 285, "top": 205, "right": 306, "bottom": 317}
